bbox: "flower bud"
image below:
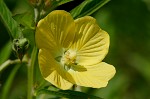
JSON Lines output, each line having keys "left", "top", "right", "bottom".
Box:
{"left": 12, "top": 38, "right": 29, "bottom": 61}
{"left": 29, "top": 0, "right": 42, "bottom": 7}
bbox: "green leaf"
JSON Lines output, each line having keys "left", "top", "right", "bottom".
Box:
{"left": 22, "top": 29, "right": 35, "bottom": 47}
{"left": 56, "top": 0, "right": 73, "bottom": 6}
{"left": 1, "top": 64, "right": 21, "bottom": 99}
{"left": 37, "top": 89, "right": 103, "bottom": 99}
{"left": 0, "top": 41, "right": 12, "bottom": 65}
{"left": 13, "top": 11, "right": 35, "bottom": 30}
{"left": 13, "top": 12, "right": 35, "bottom": 54}
{"left": 41, "top": 0, "right": 73, "bottom": 18}
{"left": 70, "top": 0, "right": 110, "bottom": 19}
{"left": 0, "top": 0, "right": 22, "bottom": 39}
{"left": 51, "top": 0, "right": 73, "bottom": 10}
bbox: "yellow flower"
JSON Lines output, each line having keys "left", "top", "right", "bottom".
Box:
{"left": 35, "top": 10, "right": 116, "bottom": 90}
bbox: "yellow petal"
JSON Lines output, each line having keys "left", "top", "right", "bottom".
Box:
{"left": 45, "top": 70, "right": 73, "bottom": 90}
{"left": 38, "top": 49, "right": 74, "bottom": 90}
{"left": 68, "top": 62, "right": 116, "bottom": 88}
{"left": 35, "top": 10, "right": 76, "bottom": 57}
{"left": 70, "top": 16, "right": 109, "bottom": 66}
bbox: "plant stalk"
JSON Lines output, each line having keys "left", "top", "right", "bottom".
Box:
{"left": 27, "top": 5, "right": 40, "bottom": 99}
{"left": 27, "top": 47, "right": 38, "bottom": 99}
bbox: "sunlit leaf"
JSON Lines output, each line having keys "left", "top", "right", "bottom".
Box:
{"left": 0, "top": 0, "right": 22, "bottom": 39}
{"left": 70, "top": 0, "right": 110, "bottom": 19}
{"left": 37, "top": 89, "right": 103, "bottom": 99}
{"left": 0, "top": 41, "right": 12, "bottom": 65}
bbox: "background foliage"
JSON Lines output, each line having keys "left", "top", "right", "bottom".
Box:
{"left": 0, "top": 0, "right": 150, "bottom": 99}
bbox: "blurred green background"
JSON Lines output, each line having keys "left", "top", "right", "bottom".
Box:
{"left": 0, "top": 0, "right": 150, "bottom": 99}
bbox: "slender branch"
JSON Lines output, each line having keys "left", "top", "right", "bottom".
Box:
{"left": 0, "top": 59, "right": 27, "bottom": 72}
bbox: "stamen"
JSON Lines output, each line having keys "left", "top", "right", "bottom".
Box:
{"left": 61, "top": 49, "right": 77, "bottom": 70}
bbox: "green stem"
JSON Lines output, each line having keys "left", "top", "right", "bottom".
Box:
{"left": 27, "top": 4, "right": 40, "bottom": 99}
{"left": 27, "top": 46, "right": 38, "bottom": 99}
{"left": 0, "top": 59, "right": 27, "bottom": 72}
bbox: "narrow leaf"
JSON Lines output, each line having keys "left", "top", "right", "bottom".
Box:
{"left": 0, "top": 41, "right": 12, "bottom": 65}
{"left": 37, "top": 89, "right": 103, "bottom": 99}
{"left": 0, "top": 0, "right": 22, "bottom": 39}
{"left": 57, "top": 0, "right": 73, "bottom": 6}
{"left": 70, "top": 0, "right": 110, "bottom": 19}
{"left": 41, "top": 0, "right": 73, "bottom": 18}
{"left": 50, "top": 0, "right": 73, "bottom": 7}
{"left": 1, "top": 64, "right": 21, "bottom": 99}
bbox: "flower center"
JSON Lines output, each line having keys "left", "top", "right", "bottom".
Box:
{"left": 61, "top": 49, "right": 77, "bottom": 70}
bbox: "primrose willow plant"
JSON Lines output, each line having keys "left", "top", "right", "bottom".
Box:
{"left": 35, "top": 10, "right": 116, "bottom": 90}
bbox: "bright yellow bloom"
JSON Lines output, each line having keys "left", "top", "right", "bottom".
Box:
{"left": 35, "top": 10, "right": 116, "bottom": 90}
